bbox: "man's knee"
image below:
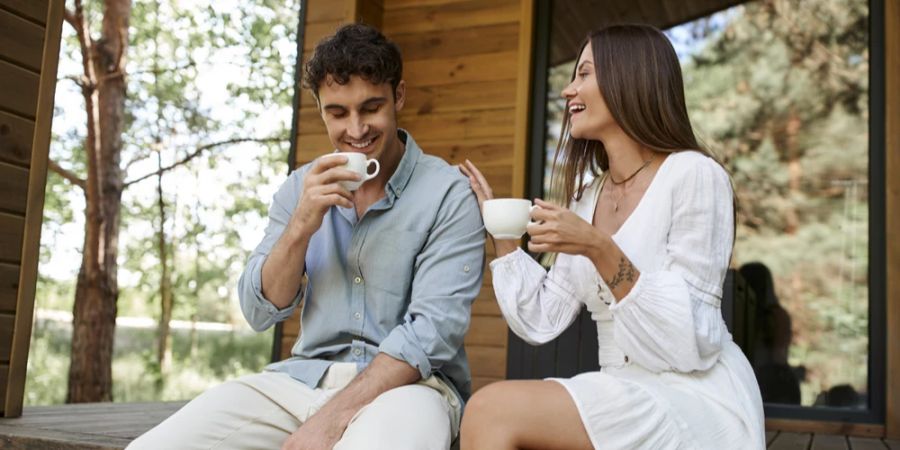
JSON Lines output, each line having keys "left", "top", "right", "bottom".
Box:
{"left": 335, "top": 385, "right": 452, "bottom": 450}
{"left": 127, "top": 374, "right": 300, "bottom": 450}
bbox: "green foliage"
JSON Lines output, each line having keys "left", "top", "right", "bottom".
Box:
{"left": 31, "top": 0, "right": 299, "bottom": 403}
{"left": 682, "top": 0, "right": 870, "bottom": 405}
{"left": 26, "top": 318, "right": 273, "bottom": 405}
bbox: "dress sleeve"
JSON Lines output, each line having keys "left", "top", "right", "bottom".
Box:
{"left": 489, "top": 248, "right": 582, "bottom": 345}
{"left": 609, "top": 157, "right": 734, "bottom": 372}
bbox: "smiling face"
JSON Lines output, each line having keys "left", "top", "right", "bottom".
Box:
{"left": 317, "top": 75, "right": 406, "bottom": 164}
{"left": 561, "top": 43, "right": 616, "bottom": 141}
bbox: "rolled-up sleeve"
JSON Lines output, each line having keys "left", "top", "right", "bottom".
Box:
{"left": 378, "top": 179, "right": 485, "bottom": 379}
{"left": 237, "top": 168, "right": 308, "bottom": 332}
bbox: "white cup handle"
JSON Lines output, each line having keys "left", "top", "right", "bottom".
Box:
{"left": 529, "top": 204, "right": 538, "bottom": 222}
{"left": 365, "top": 159, "right": 380, "bottom": 181}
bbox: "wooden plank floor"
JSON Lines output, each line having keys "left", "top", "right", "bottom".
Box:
{"left": 0, "top": 401, "right": 185, "bottom": 449}
{"left": 767, "top": 431, "right": 900, "bottom": 449}
{"left": 2, "top": 403, "right": 900, "bottom": 449}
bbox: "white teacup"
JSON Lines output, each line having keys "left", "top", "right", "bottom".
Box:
{"left": 482, "top": 198, "right": 534, "bottom": 239}
{"left": 327, "top": 152, "right": 380, "bottom": 191}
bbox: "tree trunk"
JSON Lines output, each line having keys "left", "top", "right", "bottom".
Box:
{"left": 156, "top": 151, "right": 173, "bottom": 376}
{"left": 66, "top": 0, "right": 131, "bottom": 403}
{"left": 784, "top": 111, "right": 802, "bottom": 235}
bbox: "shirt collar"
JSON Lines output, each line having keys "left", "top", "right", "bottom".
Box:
{"left": 386, "top": 129, "right": 420, "bottom": 199}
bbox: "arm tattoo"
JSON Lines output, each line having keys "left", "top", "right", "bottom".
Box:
{"left": 608, "top": 257, "right": 636, "bottom": 290}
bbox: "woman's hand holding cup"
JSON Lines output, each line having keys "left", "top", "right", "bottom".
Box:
{"left": 460, "top": 159, "right": 524, "bottom": 258}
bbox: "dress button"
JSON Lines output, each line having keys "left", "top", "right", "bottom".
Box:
{"left": 354, "top": 312, "right": 361, "bottom": 320}
{"left": 624, "top": 355, "right": 630, "bottom": 363}
{"left": 354, "top": 348, "right": 362, "bottom": 356}
{"left": 354, "top": 276, "right": 362, "bottom": 284}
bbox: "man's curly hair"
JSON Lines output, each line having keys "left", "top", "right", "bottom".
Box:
{"left": 303, "top": 23, "right": 403, "bottom": 99}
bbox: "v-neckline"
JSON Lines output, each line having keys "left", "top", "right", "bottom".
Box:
{"left": 590, "top": 152, "right": 673, "bottom": 238}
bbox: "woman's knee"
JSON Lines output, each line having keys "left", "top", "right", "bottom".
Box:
{"left": 461, "top": 382, "right": 521, "bottom": 444}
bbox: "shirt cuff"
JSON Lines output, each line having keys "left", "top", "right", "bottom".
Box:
{"left": 378, "top": 325, "right": 432, "bottom": 380}
{"left": 488, "top": 246, "right": 528, "bottom": 271}
{"left": 250, "top": 255, "right": 304, "bottom": 321}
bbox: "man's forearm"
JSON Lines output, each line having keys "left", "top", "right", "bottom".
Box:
{"left": 313, "top": 353, "right": 421, "bottom": 427}
{"left": 261, "top": 225, "right": 310, "bottom": 309}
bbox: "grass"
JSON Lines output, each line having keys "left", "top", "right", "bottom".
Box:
{"left": 25, "top": 316, "right": 274, "bottom": 406}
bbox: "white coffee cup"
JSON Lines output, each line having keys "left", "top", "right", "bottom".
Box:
{"left": 482, "top": 198, "right": 535, "bottom": 239}
{"left": 328, "top": 152, "right": 380, "bottom": 191}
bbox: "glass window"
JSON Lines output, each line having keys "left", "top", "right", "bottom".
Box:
{"left": 539, "top": 0, "right": 873, "bottom": 413}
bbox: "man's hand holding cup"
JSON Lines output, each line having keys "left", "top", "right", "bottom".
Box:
{"left": 291, "top": 152, "right": 380, "bottom": 239}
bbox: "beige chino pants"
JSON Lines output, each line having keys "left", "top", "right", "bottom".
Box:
{"left": 127, "top": 363, "right": 460, "bottom": 450}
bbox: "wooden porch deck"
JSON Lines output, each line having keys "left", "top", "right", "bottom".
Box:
{"left": 1, "top": 402, "right": 899, "bottom": 449}
{"left": 766, "top": 431, "right": 900, "bottom": 450}
{"left": 0, "top": 401, "right": 184, "bottom": 449}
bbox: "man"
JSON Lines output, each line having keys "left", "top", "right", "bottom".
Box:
{"left": 128, "top": 23, "right": 485, "bottom": 450}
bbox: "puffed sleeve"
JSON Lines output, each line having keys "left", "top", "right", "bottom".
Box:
{"left": 490, "top": 248, "right": 582, "bottom": 345}
{"left": 610, "top": 156, "right": 734, "bottom": 372}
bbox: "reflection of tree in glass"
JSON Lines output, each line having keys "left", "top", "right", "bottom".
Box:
{"left": 540, "top": 0, "right": 869, "bottom": 408}
{"left": 683, "top": 0, "right": 869, "bottom": 407}
{"left": 543, "top": 60, "right": 575, "bottom": 197}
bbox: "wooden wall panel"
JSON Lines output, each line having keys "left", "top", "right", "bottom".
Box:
{"left": 0, "top": 364, "right": 7, "bottom": 417}
{"left": 285, "top": 1, "right": 535, "bottom": 389}
{"left": 380, "top": 0, "right": 533, "bottom": 388}
{"left": 0, "top": 0, "right": 48, "bottom": 25}
{"left": 390, "top": 23, "right": 520, "bottom": 61}
{"left": 0, "top": 8, "right": 45, "bottom": 72}
{"left": 403, "top": 51, "right": 518, "bottom": 87}
{"left": 385, "top": 0, "right": 480, "bottom": 9}
{"left": 355, "top": 0, "right": 383, "bottom": 28}
{"left": 0, "top": 213, "right": 24, "bottom": 263}
{"left": 3, "top": 0, "right": 64, "bottom": 418}
{"left": 463, "top": 315, "right": 507, "bottom": 347}
{"left": 886, "top": 0, "right": 899, "bottom": 439}
{"left": 0, "top": 314, "right": 12, "bottom": 362}
{"left": 0, "top": 111, "right": 34, "bottom": 168}
{"left": 0, "top": 162, "right": 28, "bottom": 215}
{"left": 466, "top": 345, "right": 506, "bottom": 378}
{"left": 471, "top": 376, "right": 502, "bottom": 393}
{"left": 0, "top": 60, "right": 40, "bottom": 119}
{"left": 305, "top": 0, "right": 350, "bottom": 23}
{"left": 382, "top": 0, "right": 519, "bottom": 34}
{"left": 0, "top": 263, "right": 19, "bottom": 313}
{"left": 404, "top": 81, "right": 517, "bottom": 115}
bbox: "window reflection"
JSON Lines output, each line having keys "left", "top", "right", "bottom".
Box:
{"left": 541, "top": 0, "right": 870, "bottom": 409}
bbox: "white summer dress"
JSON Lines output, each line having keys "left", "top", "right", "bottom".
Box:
{"left": 490, "top": 151, "right": 765, "bottom": 449}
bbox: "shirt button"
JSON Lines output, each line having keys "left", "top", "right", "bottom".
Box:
{"left": 354, "top": 312, "right": 361, "bottom": 320}
{"left": 354, "top": 276, "right": 362, "bottom": 284}
{"left": 463, "top": 265, "right": 470, "bottom": 273}
{"left": 624, "top": 355, "right": 630, "bottom": 363}
{"left": 354, "top": 348, "right": 362, "bottom": 356}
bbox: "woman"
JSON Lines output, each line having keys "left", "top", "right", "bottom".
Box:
{"left": 459, "top": 25, "right": 765, "bottom": 450}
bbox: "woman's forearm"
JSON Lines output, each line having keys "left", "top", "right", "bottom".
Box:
{"left": 586, "top": 230, "right": 640, "bottom": 301}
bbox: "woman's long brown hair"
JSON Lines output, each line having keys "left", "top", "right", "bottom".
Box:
{"left": 549, "top": 24, "right": 723, "bottom": 205}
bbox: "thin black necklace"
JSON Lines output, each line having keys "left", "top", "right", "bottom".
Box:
{"left": 609, "top": 154, "right": 654, "bottom": 185}
{"left": 609, "top": 154, "right": 654, "bottom": 212}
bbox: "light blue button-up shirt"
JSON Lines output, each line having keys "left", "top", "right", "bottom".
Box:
{"left": 237, "top": 130, "right": 485, "bottom": 403}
